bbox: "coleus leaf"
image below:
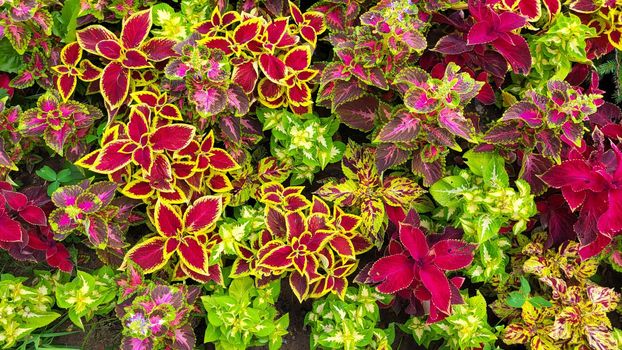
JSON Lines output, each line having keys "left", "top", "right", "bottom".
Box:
{"left": 375, "top": 111, "right": 420, "bottom": 143}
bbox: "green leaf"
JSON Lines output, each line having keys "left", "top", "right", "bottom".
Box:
{"left": 36, "top": 166, "right": 58, "bottom": 181}
{"left": 56, "top": 169, "right": 73, "bottom": 182}
{"left": 475, "top": 215, "right": 503, "bottom": 243}
{"left": 204, "top": 322, "right": 220, "bottom": 343}
{"left": 519, "top": 277, "right": 531, "bottom": 295}
{"left": 482, "top": 153, "right": 509, "bottom": 187}
{"left": 68, "top": 310, "right": 84, "bottom": 330}
{"left": 430, "top": 175, "right": 468, "bottom": 207}
{"left": 528, "top": 296, "right": 552, "bottom": 308}
{"left": 47, "top": 181, "right": 60, "bottom": 197}
{"left": 506, "top": 291, "right": 526, "bottom": 308}
{"left": 229, "top": 277, "right": 253, "bottom": 302}
{"left": 23, "top": 312, "right": 61, "bottom": 329}
{"left": 60, "top": 0, "right": 81, "bottom": 42}
{"left": 0, "top": 38, "right": 24, "bottom": 73}
{"left": 463, "top": 149, "right": 492, "bottom": 176}
{"left": 152, "top": 3, "right": 176, "bottom": 26}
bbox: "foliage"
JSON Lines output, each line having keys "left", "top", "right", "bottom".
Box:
{"left": 49, "top": 179, "right": 141, "bottom": 254}
{"left": 1, "top": 0, "right": 622, "bottom": 349}
{"left": 0, "top": 181, "right": 73, "bottom": 272}
{"left": 202, "top": 276, "right": 288, "bottom": 350}
{"left": 257, "top": 108, "right": 345, "bottom": 184}
{"left": 402, "top": 292, "right": 501, "bottom": 349}
{"left": 0, "top": 273, "right": 59, "bottom": 349}
{"left": 430, "top": 151, "right": 537, "bottom": 282}
{"left": 55, "top": 266, "right": 117, "bottom": 330}
{"left": 116, "top": 270, "right": 200, "bottom": 350}
{"left": 304, "top": 285, "right": 394, "bottom": 350}
{"left": 316, "top": 142, "right": 424, "bottom": 244}
{"left": 498, "top": 241, "right": 621, "bottom": 350}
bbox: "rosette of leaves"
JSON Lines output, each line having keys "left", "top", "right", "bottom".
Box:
{"left": 360, "top": 0, "right": 427, "bottom": 55}
{"left": 49, "top": 179, "right": 141, "bottom": 254}
{"left": 0, "top": 181, "right": 73, "bottom": 272}
{"left": 55, "top": 266, "right": 118, "bottom": 330}
{"left": 485, "top": 79, "right": 603, "bottom": 194}
{"left": 303, "top": 285, "right": 395, "bottom": 350}
{"left": 527, "top": 13, "right": 597, "bottom": 88}
{"left": 0, "top": 0, "right": 53, "bottom": 55}
{"left": 117, "top": 281, "right": 200, "bottom": 350}
{"left": 121, "top": 195, "right": 226, "bottom": 284}
{"left": 18, "top": 90, "right": 102, "bottom": 160}
{"left": 430, "top": 150, "right": 537, "bottom": 282}
{"left": 373, "top": 63, "right": 483, "bottom": 184}
{"left": 0, "top": 273, "right": 60, "bottom": 349}
{"left": 257, "top": 108, "right": 345, "bottom": 185}
{"left": 240, "top": 182, "right": 372, "bottom": 301}
{"left": 190, "top": 3, "right": 325, "bottom": 115}
{"left": 202, "top": 276, "right": 289, "bottom": 350}
{"left": 73, "top": 8, "right": 178, "bottom": 109}
{"left": 75, "top": 104, "right": 239, "bottom": 205}
{"left": 499, "top": 241, "right": 621, "bottom": 350}
{"left": 164, "top": 45, "right": 250, "bottom": 121}
{"left": 539, "top": 132, "right": 622, "bottom": 259}
{"left": 402, "top": 292, "right": 501, "bottom": 350}
{"left": 364, "top": 214, "right": 476, "bottom": 323}
{"left": 316, "top": 142, "right": 424, "bottom": 245}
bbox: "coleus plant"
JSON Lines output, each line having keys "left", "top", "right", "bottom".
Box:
{"left": 526, "top": 13, "right": 597, "bottom": 89}
{"left": 257, "top": 108, "right": 345, "bottom": 185}
{"left": 500, "top": 241, "right": 621, "bottom": 350}
{"left": 485, "top": 77, "right": 603, "bottom": 194}
{"left": 189, "top": 2, "right": 325, "bottom": 115}
{"left": 373, "top": 62, "right": 483, "bottom": 184}
{"left": 430, "top": 150, "right": 537, "bottom": 282}
{"left": 539, "top": 130, "right": 622, "bottom": 259}
{"left": 121, "top": 195, "right": 225, "bottom": 284}
{"left": 304, "top": 285, "right": 395, "bottom": 350}
{"left": 55, "top": 266, "right": 118, "bottom": 330}
{"left": 0, "top": 273, "right": 60, "bottom": 349}
{"left": 116, "top": 275, "right": 200, "bottom": 350}
{"left": 74, "top": 8, "right": 178, "bottom": 109}
{"left": 235, "top": 182, "right": 372, "bottom": 301}
{"left": 365, "top": 212, "right": 476, "bottom": 323}
{"left": 0, "top": 0, "right": 54, "bottom": 55}
{"left": 202, "top": 276, "right": 289, "bottom": 350}
{"left": 402, "top": 291, "right": 500, "bottom": 350}
{"left": 19, "top": 90, "right": 103, "bottom": 160}
{"left": 49, "top": 179, "right": 141, "bottom": 255}
{"left": 51, "top": 42, "right": 102, "bottom": 102}
{"left": 0, "top": 181, "right": 73, "bottom": 272}
{"left": 316, "top": 142, "right": 424, "bottom": 245}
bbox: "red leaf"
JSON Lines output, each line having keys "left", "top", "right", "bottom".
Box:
{"left": 286, "top": 211, "right": 306, "bottom": 239}
{"left": 399, "top": 223, "right": 429, "bottom": 261}
{"left": 150, "top": 124, "right": 195, "bottom": 152}
{"left": 259, "top": 54, "right": 286, "bottom": 82}
{"left": 155, "top": 201, "right": 183, "bottom": 237}
{"left": 420, "top": 264, "right": 451, "bottom": 314}
{"left": 122, "top": 49, "right": 151, "bottom": 69}
{"left": 233, "top": 18, "right": 262, "bottom": 45}
{"left": 184, "top": 196, "right": 222, "bottom": 234}
{"left": 141, "top": 38, "right": 178, "bottom": 61}
{"left": 100, "top": 62, "right": 130, "bottom": 108}
{"left": 76, "top": 25, "right": 117, "bottom": 54}
{"left": 96, "top": 40, "right": 122, "bottom": 60}
{"left": 432, "top": 239, "right": 475, "bottom": 271}
{"left": 178, "top": 236, "right": 209, "bottom": 273}
{"left": 3, "top": 191, "right": 27, "bottom": 210}
{"left": 368, "top": 254, "right": 415, "bottom": 294}
{"left": 57, "top": 75, "right": 77, "bottom": 101}
{"left": 540, "top": 160, "right": 607, "bottom": 193}
{"left": 284, "top": 46, "right": 311, "bottom": 71}
{"left": 61, "top": 42, "right": 82, "bottom": 66}
{"left": 124, "top": 236, "right": 167, "bottom": 273}
{"left": 0, "top": 215, "right": 23, "bottom": 242}
{"left": 232, "top": 60, "right": 259, "bottom": 94}
{"left": 597, "top": 188, "right": 622, "bottom": 234}
{"left": 92, "top": 140, "right": 133, "bottom": 173}
{"left": 289, "top": 271, "right": 309, "bottom": 302}
{"left": 19, "top": 205, "right": 47, "bottom": 226}
{"left": 121, "top": 9, "right": 152, "bottom": 49}
{"left": 259, "top": 244, "right": 294, "bottom": 268}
